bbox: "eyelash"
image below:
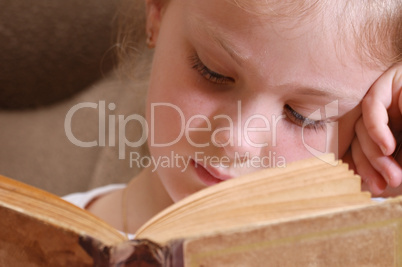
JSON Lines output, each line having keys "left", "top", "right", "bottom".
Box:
{"left": 189, "top": 54, "right": 235, "bottom": 84}
{"left": 284, "top": 104, "right": 327, "bottom": 131}
{"left": 189, "top": 54, "right": 328, "bottom": 131}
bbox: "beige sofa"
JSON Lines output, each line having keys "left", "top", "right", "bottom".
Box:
{"left": 0, "top": 0, "right": 149, "bottom": 196}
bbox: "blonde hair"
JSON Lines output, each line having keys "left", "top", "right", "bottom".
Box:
{"left": 354, "top": 0, "right": 402, "bottom": 66}
{"left": 115, "top": 0, "right": 151, "bottom": 78}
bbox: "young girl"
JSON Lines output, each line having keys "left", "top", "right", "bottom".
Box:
{"left": 65, "top": 0, "right": 402, "bottom": 235}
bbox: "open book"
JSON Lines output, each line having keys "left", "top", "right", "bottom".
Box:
{"left": 1, "top": 154, "right": 401, "bottom": 266}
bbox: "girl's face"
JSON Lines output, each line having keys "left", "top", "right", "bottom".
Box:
{"left": 145, "top": 0, "right": 385, "bottom": 201}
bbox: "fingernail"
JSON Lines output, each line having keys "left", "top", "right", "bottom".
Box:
{"left": 380, "top": 145, "right": 388, "bottom": 155}
{"left": 382, "top": 172, "right": 390, "bottom": 184}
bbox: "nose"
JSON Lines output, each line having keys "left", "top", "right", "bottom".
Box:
{"left": 211, "top": 101, "right": 275, "bottom": 162}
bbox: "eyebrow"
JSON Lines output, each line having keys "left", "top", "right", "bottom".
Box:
{"left": 191, "top": 18, "right": 246, "bottom": 66}
{"left": 288, "top": 85, "right": 361, "bottom": 103}
{"left": 189, "top": 16, "right": 362, "bottom": 104}
{"left": 297, "top": 87, "right": 335, "bottom": 97}
{"left": 211, "top": 34, "right": 245, "bottom": 66}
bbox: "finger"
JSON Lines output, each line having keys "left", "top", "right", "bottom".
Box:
{"left": 341, "top": 147, "right": 356, "bottom": 173}
{"left": 362, "top": 67, "right": 397, "bottom": 156}
{"left": 395, "top": 139, "right": 402, "bottom": 166}
{"left": 356, "top": 118, "right": 402, "bottom": 187}
{"left": 390, "top": 65, "right": 402, "bottom": 133}
{"left": 400, "top": 74, "right": 402, "bottom": 115}
{"left": 351, "top": 136, "right": 387, "bottom": 195}
{"left": 342, "top": 146, "right": 370, "bottom": 192}
{"left": 388, "top": 63, "right": 402, "bottom": 133}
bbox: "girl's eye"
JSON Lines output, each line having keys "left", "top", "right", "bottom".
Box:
{"left": 189, "top": 54, "right": 235, "bottom": 84}
{"left": 284, "top": 104, "right": 327, "bottom": 131}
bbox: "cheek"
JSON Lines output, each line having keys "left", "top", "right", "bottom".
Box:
{"left": 146, "top": 99, "right": 185, "bottom": 146}
{"left": 274, "top": 102, "right": 362, "bottom": 163}
{"left": 145, "top": 77, "right": 218, "bottom": 154}
{"left": 271, "top": 121, "right": 339, "bottom": 163}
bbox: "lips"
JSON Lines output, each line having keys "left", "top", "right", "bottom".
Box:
{"left": 192, "top": 160, "right": 233, "bottom": 186}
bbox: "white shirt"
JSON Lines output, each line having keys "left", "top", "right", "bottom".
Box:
{"left": 63, "top": 184, "right": 136, "bottom": 239}
{"left": 63, "top": 184, "right": 126, "bottom": 209}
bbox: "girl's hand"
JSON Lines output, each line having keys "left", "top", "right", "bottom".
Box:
{"left": 351, "top": 63, "right": 402, "bottom": 196}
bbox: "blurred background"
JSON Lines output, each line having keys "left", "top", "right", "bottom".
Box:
{"left": 0, "top": 0, "right": 148, "bottom": 195}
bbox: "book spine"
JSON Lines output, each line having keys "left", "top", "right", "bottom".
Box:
{"left": 79, "top": 237, "right": 184, "bottom": 267}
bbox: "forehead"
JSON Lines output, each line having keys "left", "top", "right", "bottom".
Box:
{"left": 184, "top": 0, "right": 333, "bottom": 23}
{"left": 225, "top": 0, "right": 327, "bottom": 19}
{"left": 171, "top": 0, "right": 384, "bottom": 101}
{"left": 182, "top": 0, "right": 351, "bottom": 70}
{"left": 183, "top": 0, "right": 337, "bottom": 44}
{"left": 181, "top": 0, "right": 394, "bottom": 69}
